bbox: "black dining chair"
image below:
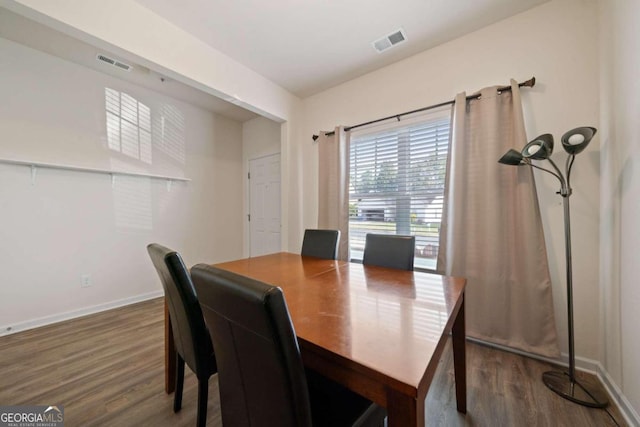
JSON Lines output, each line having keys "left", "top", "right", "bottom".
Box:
{"left": 191, "top": 264, "right": 387, "bottom": 427}
{"left": 362, "top": 233, "right": 415, "bottom": 271}
{"left": 301, "top": 229, "right": 341, "bottom": 260}
{"left": 147, "top": 244, "right": 217, "bottom": 427}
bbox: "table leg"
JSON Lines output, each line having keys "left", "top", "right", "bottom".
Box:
{"left": 164, "top": 300, "right": 176, "bottom": 394}
{"left": 386, "top": 387, "right": 425, "bottom": 427}
{"left": 452, "top": 294, "right": 466, "bottom": 413}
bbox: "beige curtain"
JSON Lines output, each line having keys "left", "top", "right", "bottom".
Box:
{"left": 317, "top": 127, "right": 350, "bottom": 261}
{"left": 437, "top": 80, "right": 559, "bottom": 357}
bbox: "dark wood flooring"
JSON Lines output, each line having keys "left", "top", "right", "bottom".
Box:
{"left": 0, "top": 298, "right": 626, "bottom": 426}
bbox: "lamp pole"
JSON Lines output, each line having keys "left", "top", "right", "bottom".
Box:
{"left": 562, "top": 192, "right": 576, "bottom": 384}
{"left": 500, "top": 127, "right": 609, "bottom": 408}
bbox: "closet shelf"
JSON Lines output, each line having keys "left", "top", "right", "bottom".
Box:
{"left": 0, "top": 158, "right": 191, "bottom": 182}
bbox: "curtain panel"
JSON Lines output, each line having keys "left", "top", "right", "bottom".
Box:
{"left": 317, "top": 127, "right": 350, "bottom": 261}
{"left": 438, "top": 80, "right": 560, "bottom": 357}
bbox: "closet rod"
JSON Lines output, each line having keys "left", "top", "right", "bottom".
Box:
{"left": 312, "top": 76, "right": 536, "bottom": 140}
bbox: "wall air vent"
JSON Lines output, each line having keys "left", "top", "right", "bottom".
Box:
{"left": 96, "top": 54, "right": 132, "bottom": 72}
{"left": 372, "top": 28, "right": 407, "bottom": 53}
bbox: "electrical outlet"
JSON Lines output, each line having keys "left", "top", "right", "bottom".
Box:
{"left": 81, "top": 274, "right": 92, "bottom": 288}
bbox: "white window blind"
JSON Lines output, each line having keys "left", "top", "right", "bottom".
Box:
{"left": 349, "top": 108, "right": 451, "bottom": 270}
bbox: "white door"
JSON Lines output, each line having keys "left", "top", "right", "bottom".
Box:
{"left": 249, "top": 154, "right": 281, "bottom": 257}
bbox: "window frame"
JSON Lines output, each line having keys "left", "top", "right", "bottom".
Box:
{"left": 348, "top": 107, "right": 451, "bottom": 271}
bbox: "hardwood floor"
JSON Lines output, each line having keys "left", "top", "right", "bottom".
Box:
{"left": 0, "top": 298, "right": 626, "bottom": 426}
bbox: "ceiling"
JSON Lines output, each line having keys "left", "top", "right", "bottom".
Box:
{"left": 134, "top": 0, "right": 549, "bottom": 97}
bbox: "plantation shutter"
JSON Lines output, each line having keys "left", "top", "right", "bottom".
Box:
{"left": 348, "top": 108, "right": 451, "bottom": 270}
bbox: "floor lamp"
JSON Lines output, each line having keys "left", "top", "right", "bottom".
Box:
{"left": 498, "top": 126, "right": 609, "bottom": 408}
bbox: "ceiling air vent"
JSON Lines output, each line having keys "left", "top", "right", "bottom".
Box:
{"left": 96, "top": 54, "right": 132, "bottom": 72}
{"left": 372, "top": 28, "right": 407, "bottom": 53}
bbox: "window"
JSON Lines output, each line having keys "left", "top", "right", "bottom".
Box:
{"left": 349, "top": 108, "right": 450, "bottom": 270}
{"left": 105, "top": 88, "right": 152, "bottom": 164}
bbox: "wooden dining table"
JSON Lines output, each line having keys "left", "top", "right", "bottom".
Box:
{"left": 164, "top": 252, "right": 467, "bottom": 427}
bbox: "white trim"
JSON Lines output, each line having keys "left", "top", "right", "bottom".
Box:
{"left": 467, "top": 336, "right": 600, "bottom": 373}
{"left": 468, "top": 337, "right": 639, "bottom": 426}
{"left": 0, "top": 290, "right": 163, "bottom": 337}
{"left": 248, "top": 152, "right": 281, "bottom": 162}
{"left": 596, "top": 363, "right": 640, "bottom": 427}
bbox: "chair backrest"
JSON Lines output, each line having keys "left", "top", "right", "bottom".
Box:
{"left": 301, "top": 229, "right": 340, "bottom": 260}
{"left": 362, "top": 233, "right": 415, "bottom": 271}
{"left": 147, "top": 244, "right": 214, "bottom": 377}
{"left": 191, "top": 264, "right": 313, "bottom": 427}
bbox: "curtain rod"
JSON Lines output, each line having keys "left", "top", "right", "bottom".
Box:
{"left": 312, "top": 77, "right": 536, "bottom": 140}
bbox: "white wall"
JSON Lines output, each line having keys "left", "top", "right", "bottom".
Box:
{"left": 599, "top": 0, "right": 640, "bottom": 422}
{"left": 291, "top": 0, "right": 601, "bottom": 364}
{"left": 0, "top": 37, "right": 244, "bottom": 333}
{"left": 242, "top": 116, "right": 282, "bottom": 256}
{"left": 243, "top": 116, "right": 282, "bottom": 162}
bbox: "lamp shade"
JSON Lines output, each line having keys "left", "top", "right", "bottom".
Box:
{"left": 522, "top": 134, "right": 554, "bottom": 160}
{"left": 498, "top": 149, "right": 524, "bottom": 165}
{"left": 561, "top": 127, "right": 596, "bottom": 155}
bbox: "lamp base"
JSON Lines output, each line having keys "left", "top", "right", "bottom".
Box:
{"left": 542, "top": 371, "right": 609, "bottom": 408}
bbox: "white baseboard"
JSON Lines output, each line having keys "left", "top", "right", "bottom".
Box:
{"left": 596, "top": 363, "right": 640, "bottom": 427}
{"left": 466, "top": 336, "right": 599, "bottom": 372}
{"left": 0, "top": 290, "right": 164, "bottom": 337}
{"left": 467, "top": 337, "right": 639, "bottom": 426}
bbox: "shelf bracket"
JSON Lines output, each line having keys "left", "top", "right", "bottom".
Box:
{"left": 30, "top": 165, "right": 37, "bottom": 186}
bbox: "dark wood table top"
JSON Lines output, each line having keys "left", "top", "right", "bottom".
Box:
{"left": 213, "top": 252, "right": 467, "bottom": 412}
